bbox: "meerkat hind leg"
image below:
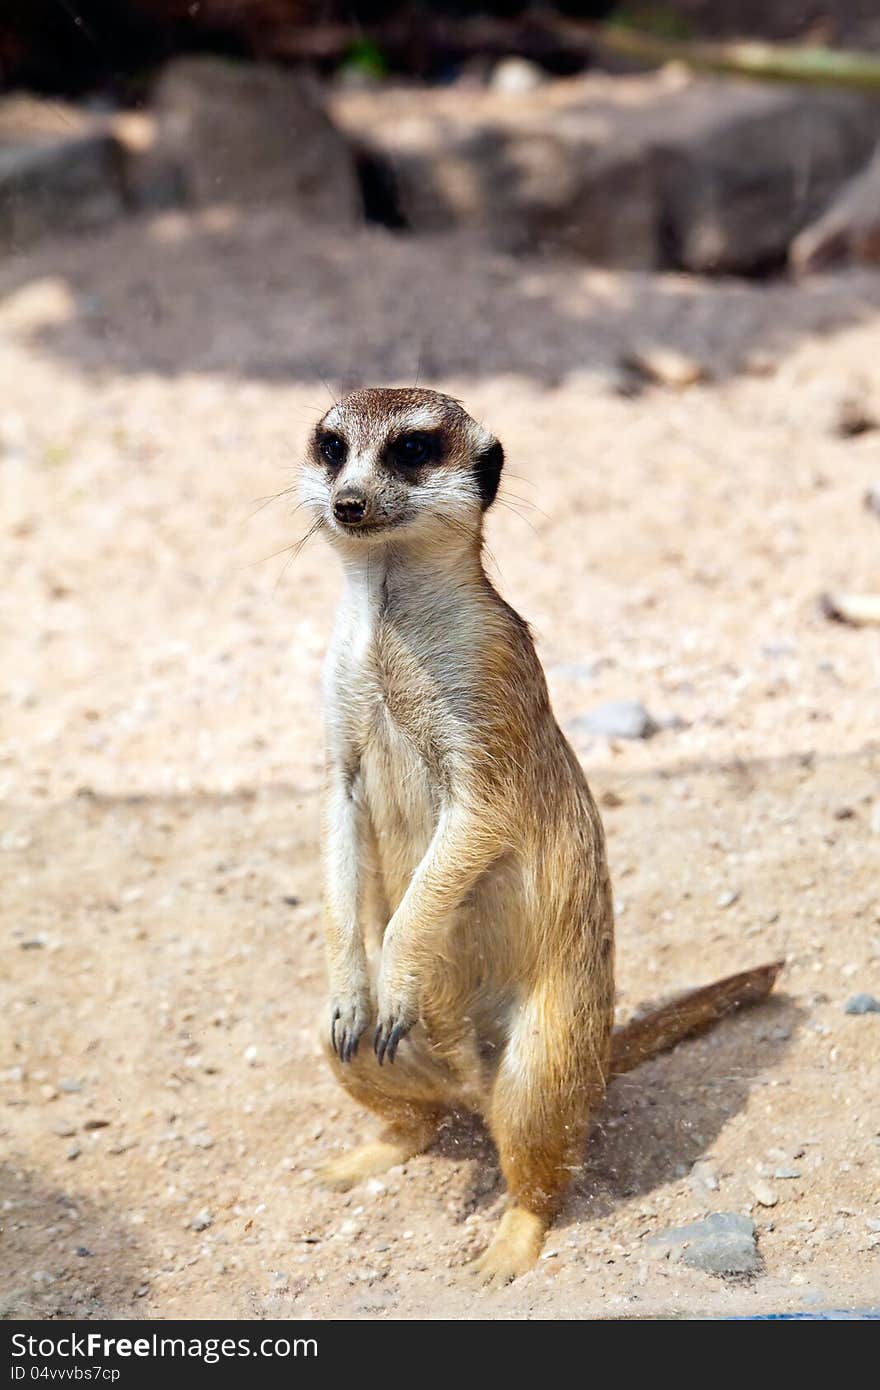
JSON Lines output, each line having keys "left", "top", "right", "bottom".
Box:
{"left": 316, "top": 1032, "right": 454, "bottom": 1190}
{"left": 470, "top": 989, "right": 606, "bottom": 1287}
{"left": 470, "top": 1207, "right": 547, "bottom": 1287}
{"left": 317, "top": 1104, "right": 443, "bottom": 1192}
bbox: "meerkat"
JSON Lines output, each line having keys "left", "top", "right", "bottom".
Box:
{"left": 300, "top": 386, "right": 782, "bottom": 1285}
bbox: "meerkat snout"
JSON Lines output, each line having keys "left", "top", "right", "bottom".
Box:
{"left": 300, "top": 386, "right": 504, "bottom": 548}
{"left": 332, "top": 489, "right": 369, "bottom": 526}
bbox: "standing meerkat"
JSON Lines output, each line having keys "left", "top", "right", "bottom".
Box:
{"left": 300, "top": 386, "right": 782, "bottom": 1285}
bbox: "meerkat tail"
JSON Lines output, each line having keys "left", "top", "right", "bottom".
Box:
{"left": 609, "top": 959, "right": 784, "bottom": 1077}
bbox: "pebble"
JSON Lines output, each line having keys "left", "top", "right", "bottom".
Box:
{"left": 189, "top": 1208, "right": 212, "bottom": 1232}
{"left": 66, "top": 1144, "right": 81, "bottom": 1161}
{"left": 243, "top": 1045, "right": 258, "bottom": 1065}
{"left": 623, "top": 344, "right": 709, "bottom": 390}
{"left": 716, "top": 889, "right": 740, "bottom": 910}
{"left": 489, "top": 56, "right": 546, "bottom": 95}
{"left": 751, "top": 1180, "right": 778, "bottom": 1207}
{"left": 647, "top": 1213, "right": 758, "bottom": 1276}
{"left": 774, "top": 1168, "right": 801, "bottom": 1180}
{"left": 688, "top": 1160, "right": 719, "bottom": 1194}
{"left": 865, "top": 483, "right": 880, "bottom": 519}
{"left": 844, "top": 994, "right": 880, "bottom": 1015}
{"left": 833, "top": 395, "right": 877, "bottom": 438}
{"left": 570, "top": 700, "right": 659, "bottom": 741}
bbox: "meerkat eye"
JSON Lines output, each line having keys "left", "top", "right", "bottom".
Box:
{"left": 389, "top": 432, "right": 434, "bottom": 467}
{"left": 319, "top": 433, "right": 346, "bottom": 467}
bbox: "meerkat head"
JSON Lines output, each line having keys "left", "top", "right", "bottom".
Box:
{"left": 300, "top": 387, "right": 503, "bottom": 553}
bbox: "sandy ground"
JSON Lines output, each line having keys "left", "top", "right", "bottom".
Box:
{"left": 1, "top": 206, "right": 879, "bottom": 1320}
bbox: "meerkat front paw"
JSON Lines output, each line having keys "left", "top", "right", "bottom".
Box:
{"left": 330, "top": 989, "right": 370, "bottom": 1063}
{"left": 373, "top": 973, "right": 418, "bottom": 1065}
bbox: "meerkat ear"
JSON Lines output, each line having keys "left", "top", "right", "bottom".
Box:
{"left": 474, "top": 437, "right": 504, "bottom": 511}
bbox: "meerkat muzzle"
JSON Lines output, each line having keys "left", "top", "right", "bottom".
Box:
{"left": 332, "top": 491, "right": 368, "bottom": 525}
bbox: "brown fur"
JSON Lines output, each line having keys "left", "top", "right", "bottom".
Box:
{"left": 300, "top": 387, "right": 782, "bottom": 1285}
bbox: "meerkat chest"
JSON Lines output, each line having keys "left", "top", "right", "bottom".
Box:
{"left": 329, "top": 586, "right": 470, "bottom": 872}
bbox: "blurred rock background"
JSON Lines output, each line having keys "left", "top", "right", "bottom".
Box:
{"left": 3, "top": 2, "right": 880, "bottom": 270}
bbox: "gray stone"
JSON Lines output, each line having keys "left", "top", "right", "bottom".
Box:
{"left": 751, "top": 1179, "right": 779, "bottom": 1207}
{"left": 791, "top": 145, "right": 880, "bottom": 273}
{"left": 844, "top": 993, "right": 880, "bottom": 1015}
{"left": 0, "top": 97, "right": 125, "bottom": 253}
{"left": 647, "top": 1212, "right": 759, "bottom": 1276}
{"left": 659, "top": 87, "right": 879, "bottom": 274}
{"left": 571, "top": 700, "right": 659, "bottom": 741}
{"left": 689, "top": 1160, "right": 720, "bottom": 1194}
{"left": 153, "top": 57, "right": 360, "bottom": 223}
{"left": 332, "top": 73, "right": 880, "bottom": 272}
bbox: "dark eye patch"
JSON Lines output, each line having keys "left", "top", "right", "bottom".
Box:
{"left": 385, "top": 431, "right": 440, "bottom": 469}
{"left": 316, "top": 431, "right": 346, "bottom": 468}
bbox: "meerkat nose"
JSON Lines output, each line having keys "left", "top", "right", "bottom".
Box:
{"left": 333, "top": 493, "right": 368, "bottom": 524}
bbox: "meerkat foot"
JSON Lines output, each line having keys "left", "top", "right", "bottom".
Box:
{"left": 468, "top": 1207, "right": 546, "bottom": 1288}
{"left": 315, "top": 1115, "right": 440, "bottom": 1192}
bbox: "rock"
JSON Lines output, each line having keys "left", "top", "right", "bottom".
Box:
{"left": 111, "top": 111, "right": 184, "bottom": 212}
{"left": 489, "top": 57, "right": 546, "bottom": 96}
{"left": 751, "top": 1179, "right": 778, "bottom": 1207}
{"left": 820, "top": 592, "right": 880, "bottom": 628}
{"left": 659, "top": 86, "right": 879, "bottom": 274}
{"left": 570, "top": 700, "right": 659, "bottom": 741}
{"left": 844, "top": 993, "right": 880, "bottom": 1015}
{"left": 647, "top": 1213, "right": 759, "bottom": 1276}
{"left": 622, "top": 345, "right": 708, "bottom": 390}
{"left": 153, "top": 58, "right": 360, "bottom": 223}
{"left": 333, "top": 73, "right": 880, "bottom": 271}
{"left": 189, "top": 1208, "right": 212, "bottom": 1232}
{"left": 774, "top": 1167, "right": 802, "bottom": 1180}
{"left": 716, "top": 889, "right": 740, "bottom": 910}
{"left": 689, "top": 1160, "right": 720, "bottom": 1194}
{"left": 332, "top": 74, "right": 663, "bottom": 266}
{"left": 790, "top": 145, "right": 880, "bottom": 274}
{"left": 0, "top": 97, "right": 125, "bottom": 253}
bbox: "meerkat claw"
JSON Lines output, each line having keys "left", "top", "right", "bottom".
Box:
{"left": 330, "top": 1001, "right": 368, "bottom": 1062}
{"left": 374, "top": 1018, "right": 410, "bottom": 1065}
{"left": 386, "top": 1023, "right": 406, "bottom": 1063}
